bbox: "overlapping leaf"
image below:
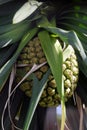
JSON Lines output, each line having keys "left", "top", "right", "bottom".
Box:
{"left": 38, "top": 25, "right": 87, "bottom": 76}
{"left": 38, "top": 30, "right": 63, "bottom": 97}
{"left": 0, "top": 27, "right": 38, "bottom": 91}
{"left": 59, "top": 4, "right": 87, "bottom": 76}
{"left": 0, "top": 22, "right": 31, "bottom": 48}
{"left": 38, "top": 30, "right": 66, "bottom": 130}
{"left": 23, "top": 70, "right": 50, "bottom": 130}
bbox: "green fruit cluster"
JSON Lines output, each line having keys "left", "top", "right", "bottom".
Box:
{"left": 16, "top": 37, "right": 79, "bottom": 107}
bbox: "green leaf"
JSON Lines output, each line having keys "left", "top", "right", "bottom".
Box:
{"left": 0, "top": 68, "right": 11, "bottom": 91}
{"left": 38, "top": 26, "right": 87, "bottom": 76}
{"left": 0, "top": 21, "right": 31, "bottom": 48}
{"left": 38, "top": 30, "right": 63, "bottom": 97}
{"left": 0, "top": 27, "right": 39, "bottom": 91}
{"left": 77, "top": 33, "right": 87, "bottom": 49}
{"left": 60, "top": 22, "right": 87, "bottom": 35}
{"left": 0, "top": 43, "right": 18, "bottom": 68}
{"left": 61, "top": 16, "right": 87, "bottom": 26}
{"left": 23, "top": 69, "right": 50, "bottom": 130}
{"left": 0, "top": 21, "right": 29, "bottom": 34}
{"left": 38, "top": 30, "right": 65, "bottom": 130}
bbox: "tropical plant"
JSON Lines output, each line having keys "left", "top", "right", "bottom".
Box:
{"left": 0, "top": 0, "right": 87, "bottom": 130}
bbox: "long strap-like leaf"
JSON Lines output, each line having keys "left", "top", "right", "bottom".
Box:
{"left": 38, "top": 30, "right": 63, "bottom": 96}
{"left": 38, "top": 25, "right": 87, "bottom": 76}
{"left": 0, "top": 27, "right": 39, "bottom": 91}
{"left": 38, "top": 30, "right": 66, "bottom": 130}
{"left": 23, "top": 69, "right": 50, "bottom": 130}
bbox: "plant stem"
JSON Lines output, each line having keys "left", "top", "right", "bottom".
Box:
{"left": 61, "top": 98, "right": 66, "bottom": 130}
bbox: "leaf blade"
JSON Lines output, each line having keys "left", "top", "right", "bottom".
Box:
{"left": 23, "top": 69, "right": 50, "bottom": 130}
{"left": 38, "top": 30, "right": 63, "bottom": 96}
{"left": 0, "top": 27, "right": 39, "bottom": 90}
{"left": 38, "top": 30, "right": 65, "bottom": 130}
{"left": 38, "top": 26, "right": 87, "bottom": 76}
